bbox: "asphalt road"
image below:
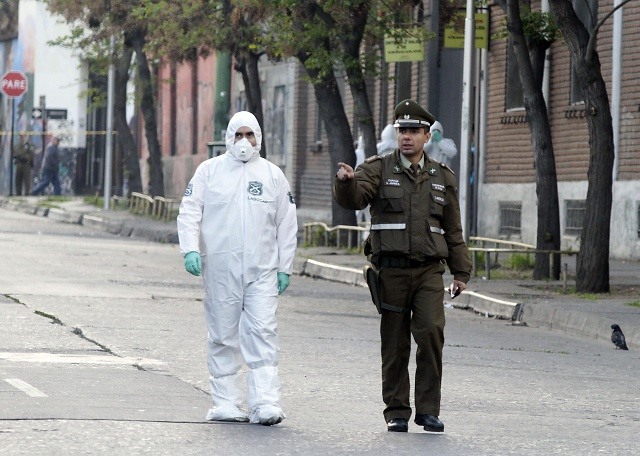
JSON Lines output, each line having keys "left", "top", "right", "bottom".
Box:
{"left": 0, "top": 209, "right": 638, "bottom": 455}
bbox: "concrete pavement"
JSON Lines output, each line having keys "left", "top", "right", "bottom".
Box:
{"left": 2, "top": 195, "right": 638, "bottom": 350}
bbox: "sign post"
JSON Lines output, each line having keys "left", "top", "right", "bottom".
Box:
{"left": 1, "top": 70, "right": 29, "bottom": 196}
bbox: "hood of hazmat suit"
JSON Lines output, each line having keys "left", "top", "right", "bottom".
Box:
{"left": 377, "top": 124, "right": 397, "bottom": 156}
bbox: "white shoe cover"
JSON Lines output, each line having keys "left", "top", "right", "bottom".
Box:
{"left": 249, "top": 404, "right": 285, "bottom": 426}
{"left": 206, "top": 403, "right": 249, "bottom": 422}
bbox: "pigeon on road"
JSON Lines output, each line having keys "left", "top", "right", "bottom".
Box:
{"left": 611, "top": 324, "right": 629, "bottom": 350}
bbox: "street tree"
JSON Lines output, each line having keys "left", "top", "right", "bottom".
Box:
{"left": 46, "top": 0, "right": 166, "bottom": 197}
{"left": 548, "top": 0, "right": 633, "bottom": 292}
{"left": 135, "top": 0, "right": 270, "bottom": 157}
{"left": 263, "top": 0, "right": 424, "bottom": 228}
{"left": 495, "top": 1, "right": 561, "bottom": 279}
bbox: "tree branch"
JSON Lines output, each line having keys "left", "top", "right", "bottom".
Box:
{"left": 586, "top": 0, "right": 633, "bottom": 61}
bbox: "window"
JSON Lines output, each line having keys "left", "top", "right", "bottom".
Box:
{"left": 570, "top": 0, "right": 598, "bottom": 104}
{"left": 565, "top": 200, "right": 586, "bottom": 234}
{"left": 505, "top": 40, "right": 524, "bottom": 110}
{"left": 499, "top": 202, "right": 522, "bottom": 235}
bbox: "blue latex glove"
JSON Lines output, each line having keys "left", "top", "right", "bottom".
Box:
{"left": 277, "top": 272, "right": 290, "bottom": 295}
{"left": 184, "top": 251, "right": 202, "bottom": 276}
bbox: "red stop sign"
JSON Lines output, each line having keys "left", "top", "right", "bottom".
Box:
{"left": 1, "top": 70, "right": 28, "bottom": 98}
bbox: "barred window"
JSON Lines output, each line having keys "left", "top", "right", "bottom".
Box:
{"left": 499, "top": 202, "right": 522, "bottom": 235}
{"left": 565, "top": 200, "right": 586, "bottom": 235}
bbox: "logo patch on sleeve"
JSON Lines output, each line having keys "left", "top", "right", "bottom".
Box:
{"left": 433, "top": 195, "right": 445, "bottom": 205}
{"left": 184, "top": 183, "right": 193, "bottom": 196}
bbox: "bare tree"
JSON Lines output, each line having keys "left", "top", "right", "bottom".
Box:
{"left": 548, "top": 0, "right": 633, "bottom": 292}
{"left": 496, "top": 1, "right": 561, "bottom": 279}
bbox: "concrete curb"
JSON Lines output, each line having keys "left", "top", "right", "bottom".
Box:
{"left": 452, "top": 290, "right": 522, "bottom": 320}
{"left": 294, "top": 256, "right": 521, "bottom": 320}
{"left": 296, "top": 258, "right": 366, "bottom": 287}
{"left": 47, "top": 208, "right": 83, "bottom": 224}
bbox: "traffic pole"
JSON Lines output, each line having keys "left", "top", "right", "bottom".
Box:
{"left": 9, "top": 98, "right": 15, "bottom": 196}
{"left": 103, "top": 36, "right": 116, "bottom": 210}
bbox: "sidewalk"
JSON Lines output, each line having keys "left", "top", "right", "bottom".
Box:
{"left": 2, "top": 195, "right": 638, "bottom": 350}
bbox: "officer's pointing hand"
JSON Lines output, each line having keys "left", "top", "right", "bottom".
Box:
{"left": 336, "top": 162, "right": 354, "bottom": 181}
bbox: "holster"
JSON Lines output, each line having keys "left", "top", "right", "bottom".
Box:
{"left": 362, "top": 265, "right": 411, "bottom": 314}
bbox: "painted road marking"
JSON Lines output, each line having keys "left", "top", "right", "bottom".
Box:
{"left": 0, "top": 352, "right": 166, "bottom": 366}
{"left": 4, "top": 378, "right": 48, "bottom": 397}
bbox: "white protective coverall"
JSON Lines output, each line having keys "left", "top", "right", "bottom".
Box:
{"left": 177, "top": 111, "right": 298, "bottom": 425}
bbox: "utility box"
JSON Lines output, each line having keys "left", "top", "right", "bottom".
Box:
{"left": 207, "top": 141, "right": 226, "bottom": 158}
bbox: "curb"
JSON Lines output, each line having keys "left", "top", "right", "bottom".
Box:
{"left": 293, "top": 256, "right": 521, "bottom": 320}
{"left": 452, "top": 290, "right": 522, "bottom": 320}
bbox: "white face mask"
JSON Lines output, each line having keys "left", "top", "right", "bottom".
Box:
{"left": 230, "top": 137, "right": 256, "bottom": 162}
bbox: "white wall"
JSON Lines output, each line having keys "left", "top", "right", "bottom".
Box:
{"left": 31, "top": 0, "right": 88, "bottom": 149}
{"left": 478, "top": 181, "right": 640, "bottom": 260}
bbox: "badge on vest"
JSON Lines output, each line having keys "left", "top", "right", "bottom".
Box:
{"left": 427, "top": 167, "right": 437, "bottom": 175}
{"left": 385, "top": 178, "right": 401, "bottom": 187}
{"left": 248, "top": 181, "right": 263, "bottom": 196}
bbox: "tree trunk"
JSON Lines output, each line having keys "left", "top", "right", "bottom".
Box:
{"left": 549, "top": 0, "right": 613, "bottom": 292}
{"left": 340, "top": 3, "right": 377, "bottom": 159}
{"left": 235, "top": 52, "right": 267, "bottom": 158}
{"left": 298, "top": 52, "right": 357, "bottom": 235}
{"left": 504, "top": 0, "right": 561, "bottom": 279}
{"left": 131, "top": 29, "right": 165, "bottom": 197}
{"left": 113, "top": 40, "right": 142, "bottom": 196}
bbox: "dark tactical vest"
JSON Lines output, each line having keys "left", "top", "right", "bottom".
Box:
{"left": 369, "top": 155, "right": 450, "bottom": 261}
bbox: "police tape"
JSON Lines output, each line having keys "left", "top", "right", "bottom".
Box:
{"left": 0, "top": 130, "right": 116, "bottom": 136}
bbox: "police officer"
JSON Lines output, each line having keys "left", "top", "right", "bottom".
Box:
{"left": 334, "top": 99, "right": 471, "bottom": 433}
{"left": 13, "top": 134, "right": 35, "bottom": 196}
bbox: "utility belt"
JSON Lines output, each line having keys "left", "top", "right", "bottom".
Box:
{"left": 371, "top": 255, "right": 441, "bottom": 269}
{"left": 14, "top": 157, "right": 32, "bottom": 165}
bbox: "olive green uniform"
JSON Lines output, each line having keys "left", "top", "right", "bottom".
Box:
{"left": 334, "top": 150, "right": 471, "bottom": 422}
{"left": 14, "top": 142, "right": 35, "bottom": 196}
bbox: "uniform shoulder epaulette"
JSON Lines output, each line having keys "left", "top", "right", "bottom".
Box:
{"left": 440, "top": 162, "right": 455, "bottom": 175}
{"left": 365, "top": 155, "right": 382, "bottom": 163}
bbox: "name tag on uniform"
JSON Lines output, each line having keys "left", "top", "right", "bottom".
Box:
{"left": 433, "top": 195, "right": 445, "bottom": 205}
{"left": 385, "top": 178, "right": 401, "bottom": 187}
{"left": 431, "top": 183, "right": 445, "bottom": 192}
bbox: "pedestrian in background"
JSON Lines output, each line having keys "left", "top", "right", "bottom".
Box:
{"left": 13, "top": 134, "right": 35, "bottom": 196}
{"left": 30, "top": 135, "right": 61, "bottom": 196}
{"left": 333, "top": 99, "right": 471, "bottom": 433}
{"left": 177, "top": 111, "right": 298, "bottom": 426}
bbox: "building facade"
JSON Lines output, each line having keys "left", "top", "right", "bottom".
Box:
{"left": 480, "top": 1, "right": 640, "bottom": 259}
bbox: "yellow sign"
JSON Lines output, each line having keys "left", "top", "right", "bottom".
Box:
{"left": 444, "top": 12, "right": 489, "bottom": 49}
{"left": 384, "top": 29, "right": 424, "bottom": 62}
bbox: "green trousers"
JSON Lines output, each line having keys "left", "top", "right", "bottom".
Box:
{"left": 378, "top": 262, "right": 446, "bottom": 421}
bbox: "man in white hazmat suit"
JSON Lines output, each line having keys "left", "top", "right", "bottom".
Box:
{"left": 177, "top": 111, "right": 298, "bottom": 426}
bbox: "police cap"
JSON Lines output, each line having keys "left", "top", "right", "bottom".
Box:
{"left": 393, "top": 99, "right": 435, "bottom": 129}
